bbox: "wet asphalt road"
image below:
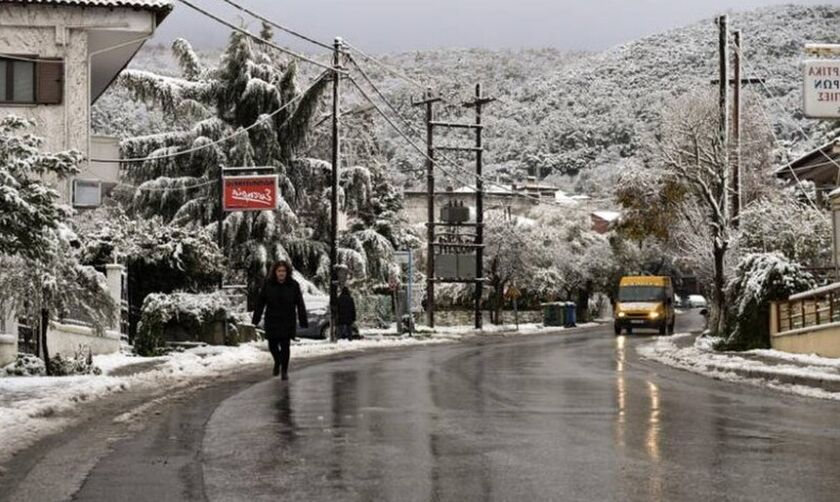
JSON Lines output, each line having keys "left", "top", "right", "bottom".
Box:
{"left": 69, "top": 312, "right": 840, "bottom": 501}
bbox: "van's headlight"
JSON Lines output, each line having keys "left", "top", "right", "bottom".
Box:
{"left": 648, "top": 311, "right": 660, "bottom": 319}
{"left": 617, "top": 312, "right": 626, "bottom": 318}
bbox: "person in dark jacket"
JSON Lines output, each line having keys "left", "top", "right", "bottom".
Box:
{"left": 252, "top": 260, "right": 308, "bottom": 380}
{"left": 337, "top": 287, "right": 357, "bottom": 340}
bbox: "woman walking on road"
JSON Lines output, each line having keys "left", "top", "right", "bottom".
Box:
{"left": 252, "top": 260, "right": 308, "bottom": 380}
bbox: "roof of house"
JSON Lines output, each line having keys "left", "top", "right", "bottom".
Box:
{"left": 591, "top": 210, "right": 621, "bottom": 222}
{"left": 0, "top": 0, "right": 173, "bottom": 21}
{"left": 775, "top": 138, "right": 840, "bottom": 186}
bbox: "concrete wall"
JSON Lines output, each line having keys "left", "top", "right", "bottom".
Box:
{"left": 0, "top": 335, "right": 17, "bottom": 367}
{"left": 0, "top": 5, "right": 90, "bottom": 202}
{"left": 769, "top": 300, "right": 840, "bottom": 358}
{"left": 47, "top": 321, "right": 121, "bottom": 358}
{"left": 770, "top": 324, "right": 840, "bottom": 358}
{"left": 0, "top": 4, "right": 155, "bottom": 203}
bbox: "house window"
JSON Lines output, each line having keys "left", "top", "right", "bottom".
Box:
{"left": 73, "top": 179, "right": 102, "bottom": 208}
{"left": 0, "top": 56, "right": 63, "bottom": 105}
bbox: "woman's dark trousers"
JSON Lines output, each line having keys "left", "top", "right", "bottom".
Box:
{"left": 266, "top": 327, "right": 292, "bottom": 375}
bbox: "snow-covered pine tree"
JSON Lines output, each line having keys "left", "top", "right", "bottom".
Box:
{"left": 116, "top": 28, "right": 407, "bottom": 305}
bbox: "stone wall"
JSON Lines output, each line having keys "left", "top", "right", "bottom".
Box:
{"left": 47, "top": 322, "right": 121, "bottom": 358}
{"left": 423, "top": 310, "right": 543, "bottom": 327}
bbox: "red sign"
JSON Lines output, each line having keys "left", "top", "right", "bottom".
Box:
{"left": 223, "top": 175, "right": 279, "bottom": 212}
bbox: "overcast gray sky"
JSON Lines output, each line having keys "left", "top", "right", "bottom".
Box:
{"left": 153, "top": 1, "right": 833, "bottom": 52}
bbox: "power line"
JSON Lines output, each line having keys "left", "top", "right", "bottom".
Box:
{"left": 91, "top": 70, "right": 329, "bottom": 164}
{"left": 732, "top": 43, "right": 840, "bottom": 180}
{"left": 346, "top": 74, "right": 595, "bottom": 211}
{"left": 129, "top": 178, "right": 217, "bottom": 192}
{"left": 176, "top": 0, "right": 336, "bottom": 72}
{"left": 346, "top": 52, "right": 423, "bottom": 136}
{"left": 730, "top": 42, "right": 826, "bottom": 212}
{"left": 342, "top": 39, "right": 427, "bottom": 91}
{"left": 345, "top": 65, "right": 586, "bottom": 209}
{"left": 215, "top": 0, "right": 333, "bottom": 51}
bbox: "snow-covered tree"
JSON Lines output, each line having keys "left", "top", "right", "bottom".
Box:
{"left": 0, "top": 233, "right": 116, "bottom": 335}
{"left": 616, "top": 88, "right": 779, "bottom": 336}
{"left": 0, "top": 116, "right": 115, "bottom": 360}
{"left": 0, "top": 116, "right": 81, "bottom": 261}
{"left": 483, "top": 210, "right": 532, "bottom": 323}
{"left": 115, "top": 30, "right": 405, "bottom": 305}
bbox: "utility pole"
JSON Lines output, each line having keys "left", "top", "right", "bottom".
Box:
{"left": 710, "top": 28, "right": 764, "bottom": 227}
{"left": 731, "top": 30, "right": 742, "bottom": 226}
{"left": 329, "top": 37, "right": 342, "bottom": 343}
{"left": 717, "top": 14, "right": 730, "bottom": 224}
{"left": 464, "top": 83, "right": 495, "bottom": 330}
{"left": 413, "top": 88, "right": 441, "bottom": 328}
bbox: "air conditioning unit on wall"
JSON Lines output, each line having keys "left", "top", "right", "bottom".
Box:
{"left": 72, "top": 179, "right": 101, "bottom": 208}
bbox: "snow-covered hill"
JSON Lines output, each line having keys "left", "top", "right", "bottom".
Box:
{"left": 92, "top": 4, "right": 840, "bottom": 191}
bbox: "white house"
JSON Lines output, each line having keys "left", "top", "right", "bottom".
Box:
{"left": 0, "top": 0, "right": 172, "bottom": 208}
{"left": 0, "top": 0, "right": 172, "bottom": 365}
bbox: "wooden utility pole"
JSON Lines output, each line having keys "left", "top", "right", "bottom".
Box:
{"left": 329, "top": 37, "right": 342, "bottom": 343}
{"left": 464, "top": 83, "right": 495, "bottom": 330}
{"left": 732, "top": 30, "right": 742, "bottom": 226}
{"left": 710, "top": 28, "right": 763, "bottom": 227}
{"left": 717, "top": 15, "right": 730, "bottom": 224}
{"left": 413, "top": 88, "right": 441, "bottom": 328}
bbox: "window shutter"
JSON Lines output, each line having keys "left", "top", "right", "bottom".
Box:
{"left": 36, "top": 59, "right": 63, "bottom": 105}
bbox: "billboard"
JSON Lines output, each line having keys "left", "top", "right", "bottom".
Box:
{"left": 223, "top": 175, "right": 279, "bottom": 211}
{"left": 804, "top": 59, "right": 840, "bottom": 118}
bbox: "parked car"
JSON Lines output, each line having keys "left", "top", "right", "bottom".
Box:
{"left": 296, "top": 295, "right": 359, "bottom": 340}
{"left": 687, "top": 294, "right": 707, "bottom": 308}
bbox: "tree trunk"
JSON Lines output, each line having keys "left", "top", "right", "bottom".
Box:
{"left": 40, "top": 307, "right": 51, "bottom": 376}
{"left": 711, "top": 243, "right": 727, "bottom": 336}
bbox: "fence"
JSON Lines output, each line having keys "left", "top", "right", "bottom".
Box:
{"left": 773, "top": 283, "right": 840, "bottom": 335}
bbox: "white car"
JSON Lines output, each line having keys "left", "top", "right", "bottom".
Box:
{"left": 687, "top": 295, "right": 707, "bottom": 308}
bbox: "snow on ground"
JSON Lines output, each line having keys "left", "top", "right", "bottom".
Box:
{"left": 638, "top": 333, "right": 840, "bottom": 401}
{"left": 0, "top": 322, "right": 588, "bottom": 465}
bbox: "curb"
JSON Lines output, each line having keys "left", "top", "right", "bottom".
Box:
{"left": 652, "top": 333, "right": 840, "bottom": 395}
{"left": 700, "top": 361, "right": 840, "bottom": 393}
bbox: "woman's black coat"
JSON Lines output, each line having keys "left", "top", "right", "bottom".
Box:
{"left": 252, "top": 278, "right": 308, "bottom": 336}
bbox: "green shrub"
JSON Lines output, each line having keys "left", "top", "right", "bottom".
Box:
{"left": 719, "top": 252, "right": 814, "bottom": 351}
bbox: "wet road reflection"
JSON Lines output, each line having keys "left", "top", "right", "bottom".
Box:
{"left": 203, "top": 313, "right": 840, "bottom": 501}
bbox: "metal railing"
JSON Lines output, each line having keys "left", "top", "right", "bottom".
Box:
{"left": 775, "top": 282, "right": 840, "bottom": 334}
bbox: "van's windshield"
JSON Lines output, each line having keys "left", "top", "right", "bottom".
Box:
{"left": 618, "top": 286, "right": 665, "bottom": 302}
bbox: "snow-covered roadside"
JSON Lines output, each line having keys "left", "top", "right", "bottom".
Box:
{"left": 637, "top": 333, "right": 840, "bottom": 401}
{"left": 0, "top": 322, "right": 594, "bottom": 465}
{"left": 0, "top": 335, "right": 454, "bottom": 465}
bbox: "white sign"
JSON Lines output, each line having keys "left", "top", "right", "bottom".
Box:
{"left": 804, "top": 59, "right": 840, "bottom": 118}
{"left": 394, "top": 251, "right": 411, "bottom": 265}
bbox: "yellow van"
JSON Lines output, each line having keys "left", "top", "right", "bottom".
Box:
{"left": 614, "top": 276, "right": 675, "bottom": 335}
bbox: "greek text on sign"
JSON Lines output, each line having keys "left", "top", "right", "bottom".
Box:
{"left": 803, "top": 60, "right": 840, "bottom": 118}
{"left": 223, "top": 175, "right": 279, "bottom": 211}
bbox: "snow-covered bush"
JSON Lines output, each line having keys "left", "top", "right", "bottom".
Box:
{"left": 48, "top": 349, "right": 101, "bottom": 376}
{"left": 135, "top": 291, "right": 234, "bottom": 356}
{"left": 79, "top": 208, "right": 223, "bottom": 340}
{"left": 720, "top": 253, "right": 815, "bottom": 351}
{"left": 2, "top": 353, "right": 46, "bottom": 376}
